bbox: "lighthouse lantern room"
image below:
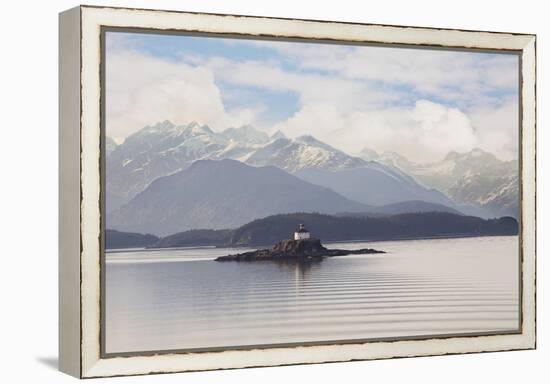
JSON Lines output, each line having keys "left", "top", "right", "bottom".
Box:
{"left": 294, "top": 224, "right": 311, "bottom": 240}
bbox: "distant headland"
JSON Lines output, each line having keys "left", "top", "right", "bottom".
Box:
{"left": 215, "top": 224, "right": 384, "bottom": 262}
{"left": 105, "top": 212, "right": 519, "bottom": 250}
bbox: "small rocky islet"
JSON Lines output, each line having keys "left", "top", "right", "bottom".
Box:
{"left": 215, "top": 224, "right": 384, "bottom": 262}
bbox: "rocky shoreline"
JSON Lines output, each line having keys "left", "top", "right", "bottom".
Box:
{"left": 215, "top": 238, "right": 384, "bottom": 262}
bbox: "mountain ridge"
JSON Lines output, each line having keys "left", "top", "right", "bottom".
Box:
{"left": 139, "top": 211, "right": 518, "bottom": 249}
{"left": 107, "top": 120, "right": 429, "bottom": 212}
{"left": 358, "top": 147, "right": 519, "bottom": 218}
{"left": 107, "top": 159, "right": 372, "bottom": 236}
{"left": 105, "top": 120, "right": 518, "bottom": 222}
{"left": 107, "top": 121, "right": 372, "bottom": 210}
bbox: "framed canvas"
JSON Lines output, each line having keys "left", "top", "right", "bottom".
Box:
{"left": 59, "top": 5, "right": 536, "bottom": 378}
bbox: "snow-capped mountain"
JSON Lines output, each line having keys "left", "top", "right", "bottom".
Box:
{"left": 246, "top": 135, "right": 367, "bottom": 173}
{"left": 359, "top": 147, "right": 519, "bottom": 218}
{"left": 106, "top": 121, "right": 371, "bottom": 211}
{"left": 358, "top": 147, "right": 379, "bottom": 161}
{"left": 108, "top": 159, "right": 370, "bottom": 236}
{"left": 107, "top": 121, "right": 225, "bottom": 211}
{"left": 270, "top": 130, "right": 287, "bottom": 141}
{"left": 108, "top": 120, "right": 514, "bottom": 221}
{"left": 220, "top": 125, "right": 270, "bottom": 145}
{"left": 448, "top": 174, "right": 519, "bottom": 218}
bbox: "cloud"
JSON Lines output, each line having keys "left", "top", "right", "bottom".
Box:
{"left": 468, "top": 100, "right": 519, "bottom": 161}
{"left": 202, "top": 57, "right": 398, "bottom": 110}
{"left": 199, "top": 41, "right": 519, "bottom": 162}
{"left": 105, "top": 45, "right": 260, "bottom": 141}
{"left": 272, "top": 100, "right": 478, "bottom": 163}
{"left": 234, "top": 40, "right": 519, "bottom": 108}
{"left": 107, "top": 33, "right": 519, "bottom": 162}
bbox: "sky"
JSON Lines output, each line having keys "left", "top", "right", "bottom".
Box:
{"left": 105, "top": 31, "right": 519, "bottom": 163}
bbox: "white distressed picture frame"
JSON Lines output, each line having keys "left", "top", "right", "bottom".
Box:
{"left": 59, "top": 5, "right": 536, "bottom": 378}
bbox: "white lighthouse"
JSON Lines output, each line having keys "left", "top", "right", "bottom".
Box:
{"left": 294, "top": 224, "right": 311, "bottom": 240}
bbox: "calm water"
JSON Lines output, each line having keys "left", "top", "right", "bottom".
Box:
{"left": 105, "top": 236, "right": 519, "bottom": 354}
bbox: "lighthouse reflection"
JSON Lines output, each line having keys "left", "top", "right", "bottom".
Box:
{"left": 268, "top": 258, "right": 324, "bottom": 289}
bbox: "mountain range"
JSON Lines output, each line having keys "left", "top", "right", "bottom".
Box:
{"left": 106, "top": 121, "right": 466, "bottom": 211}
{"left": 106, "top": 120, "right": 372, "bottom": 210}
{"left": 106, "top": 120, "right": 519, "bottom": 236}
{"left": 107, "top": 159, "right": 370, "bottom": 236}
{"left": 358, "top": 147, "right": 519, "bottom": 218}
{"left": 295, "top": 166, "right": 453, "bottom": 207}
{"left": 107, "top": 158, "right": 467, "bottom": 236}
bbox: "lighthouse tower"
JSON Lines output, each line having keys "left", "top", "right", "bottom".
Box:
{"left": 294, "top": 224, "right": 311, "bottom": 240}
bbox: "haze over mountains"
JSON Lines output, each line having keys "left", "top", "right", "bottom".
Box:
{"left": 108, "top": 159, "right": 370, "bottom": 236}
{"left": 106, "top": 120, "right": 519, "bottom": 236}
{"left": 358, "top": 147, "right": 519, "bottom": 218}
{"left": 295, "top": 166, "right": 452, "bottom": 207}
{"left": 106, "top": 120, "right": 374, "bottom": 210}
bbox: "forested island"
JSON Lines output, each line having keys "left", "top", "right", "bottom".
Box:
{"left": 105, "top": 211, "right": 519, "bottom": 250}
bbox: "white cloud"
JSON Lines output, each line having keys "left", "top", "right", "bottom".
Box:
{"left": 235, "top": 40, "right": 519, "bottom": 107}
{"left": 107, "top": 34, "right": 519, "bottom": 163}
{"left": 468, "top": 100, "right": 519, "bottom": 161}
{"left": 200, "top": 42, "right": 519, "bottom": 162}
{"left": 106, "top": 49, "right": 259, "bottom": 141}
{"left": 202, "top": 57, "right": 398, "bottom": 110}
{"left": 272, "top": 100, "right": 478, "bottom": 163}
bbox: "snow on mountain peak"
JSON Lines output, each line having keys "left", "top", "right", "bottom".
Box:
{"left": 358, "top": 147, "right": 379, "bottom": 161}
{"left": 184, "top": 122, "right": 213, "bottom": 135}
{"left": 296, "top": 135, "right": 341, "bottom": 152}
{"left": 137, "top": 120, "right": 215, "bottom": 139}
{"left": 143, "top": 120, "right": 175, "bottom": 133}
{"left": 270, "top": 130, "right": 287, "bottom": 140}
{"left": 245, "top": 134, "right": 366, "bottom": 173}
{"left": 221, "top": 125, "right": 270, "bottom": 144}
{"left": 296, "top": 134, "right": 317, "bottom": 143}
{"left": 444, "top": 148, "right": 494, "bottom": 162}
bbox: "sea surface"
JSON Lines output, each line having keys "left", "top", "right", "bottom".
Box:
{"left": 105, "top": 236, "right": 519, "bottom": 354}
